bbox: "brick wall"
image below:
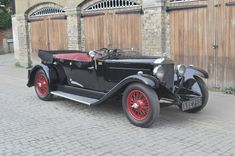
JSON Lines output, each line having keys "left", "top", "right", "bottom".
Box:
{"left": 0, "top": 30, "right": 3, "bottom": 48}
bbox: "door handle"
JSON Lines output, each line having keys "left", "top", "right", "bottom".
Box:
{"left": 212, "top": 45, "right": 218, "bottom": 49}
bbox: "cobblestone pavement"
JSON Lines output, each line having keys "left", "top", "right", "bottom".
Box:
{"left": 0, "top": 54, "right": 235, "bottom": 156}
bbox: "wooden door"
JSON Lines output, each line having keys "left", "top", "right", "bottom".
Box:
{"left": 31, "top": 18, "right": 68, "bottom": 62}
{"left": 169, "top": 0, "right": 215, "bottom": 87}
{"left": 31, "top": 19, "right": 49, "bottom": 62}
{"left": 215, "top": 0, "right": 235, "bottom": 88}
{"left": 84, "top": 14, "right": 109, "bottom": 50}
{"left": 110, "top": 12, "right": 142, "bottom": 51}
{"left": 169, "top": 0, "right": 235, "bottom": 89}
{"left": 84, "top": 11, "right": 142, "bottom": 51}
{"left": 48, "top": 19, "right": 68, "bottom": 51}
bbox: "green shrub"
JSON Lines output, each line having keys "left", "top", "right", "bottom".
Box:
{"left": 15, "top": 62, "right": 23, "bottom": 68}
{"left": 0, "top": 0, "right": 12, "bottom": 29}
{"left": 223, "top": 87, "right": 235, "bottom": 95}
{"left": 0, "top": 0, "right": 9, "bottom": 6}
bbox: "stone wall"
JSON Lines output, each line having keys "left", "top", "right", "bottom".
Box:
{"left": 13, "top": 0, "right": 171, "bottom": 67}
{"left": 142, "top": 0, "right": 170, "bottom": 56}
{"left": 15, "top": 0, "right": 85, "bottom": 14}
{"left": 65, "top": 7, "right": 81, "bottom": 50}
{"left": 12, "top": 15, "right": 30, "bottom": 67}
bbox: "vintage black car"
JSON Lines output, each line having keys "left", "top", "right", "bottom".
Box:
{"left": 27, "top": 49, "right": 209, "bottom": 127}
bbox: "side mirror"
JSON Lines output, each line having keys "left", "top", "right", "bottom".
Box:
{"left": 89, "top": 51, "right": 96, "bottom": 58}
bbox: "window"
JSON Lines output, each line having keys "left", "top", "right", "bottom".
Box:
{"left": 29, "top": 7, "right": 65, "bottom": 18}
{"left": 85, "top": 0, "right": 140, "bottom": 11}
{"left": 170, "top": 0, "right": 195, "bottom": 2}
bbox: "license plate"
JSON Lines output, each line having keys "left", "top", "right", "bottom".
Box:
{"left": 181, "top": 97, "right": 202, "bottom": 111}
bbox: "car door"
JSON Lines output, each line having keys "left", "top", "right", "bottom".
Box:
{"left": 69, "top": 59, "right": 108, "bottom": 92}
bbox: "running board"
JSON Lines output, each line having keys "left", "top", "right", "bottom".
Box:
{"left": 51, "top": 91, "right": 99, "bottom": 106}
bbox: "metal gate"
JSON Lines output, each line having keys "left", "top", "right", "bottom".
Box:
{"left": 169, "top": 0, "right": 235, "bottom": 89}
{"left": 83, "top": 0, "right": 142, "bottom": 52}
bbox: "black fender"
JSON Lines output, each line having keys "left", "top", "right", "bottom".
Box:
{"left": 171, "top": 66, "right": 209, "bottom": 103}
{"left": 182, "top": 66, "right": 208, "bottom": 93}
{"left": 93, "top": 74, "right": 159, "bottom": 105}
{"left": 27, "top": 64, "right": 58, "bottom": 87}
{"left": 185, "top": 66, "right": 209, "bottom": 79}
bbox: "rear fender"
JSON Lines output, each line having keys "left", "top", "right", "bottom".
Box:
{"left": 27, "top": 64, "right": 57, "bottom": 87}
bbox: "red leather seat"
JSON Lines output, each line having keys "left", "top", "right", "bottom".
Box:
{"left": 53, "top": 53, "right": 92, "bottom": 62}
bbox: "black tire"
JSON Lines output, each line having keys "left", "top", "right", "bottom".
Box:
{"left": 34, "top": 69, "right": 53, "bottom": 101}
{"left": 122, "top": 83, "right": 160, "bottom": 128}
{"left": 185, "top": 77, "right": 209, "bottom": 113}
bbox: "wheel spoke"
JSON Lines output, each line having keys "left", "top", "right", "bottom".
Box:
{"left": 35, "top": 71, "right": 49, "bottom": 97}
{"left": 127, "top": 90, "right": 151, "bottom": 121}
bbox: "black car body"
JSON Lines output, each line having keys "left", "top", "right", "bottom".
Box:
{"left": 27, "top": 49, "right": 209, "bottom": 127}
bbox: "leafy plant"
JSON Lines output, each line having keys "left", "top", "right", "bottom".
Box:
{"left": 0, "top": 0, "right": 12, "bottom": 29}
{"left": 223, "top": 87, "right": 235, "bottom": 95}
{"left": 0, "top": 0, "right": 9, "bottom": 7}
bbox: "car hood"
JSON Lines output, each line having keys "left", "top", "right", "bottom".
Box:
{"left": 103, "top": 57, "right": 174, "bottom": 65}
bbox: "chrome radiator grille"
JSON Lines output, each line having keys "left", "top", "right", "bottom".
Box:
{"left": 162, "top": 64, "right": 175, "bottom": 90}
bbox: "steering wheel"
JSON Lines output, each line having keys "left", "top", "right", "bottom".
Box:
{"left": 98, "top": 48, "right": 109, "bottom": 54}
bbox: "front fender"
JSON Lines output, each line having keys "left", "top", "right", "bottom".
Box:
{"left": 27, "top": 64, "right": 57, "bottom": 87}
{"left": 111, "top": 74, "right": 159, "bottom": 93}
{"left": 180, "top": 66, "right": 208, "bottom": 92}
{"left": 185, "top": 66, "right": 209, "bottom": 79}
{"left": 93, "top": 74, "right": 159, "bottom": 105}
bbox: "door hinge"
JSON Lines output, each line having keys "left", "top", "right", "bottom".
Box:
{"left": 214, "top": 4, "right": 221, "bottom": 7}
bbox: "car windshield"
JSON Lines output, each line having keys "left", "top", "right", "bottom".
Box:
{"left": 90, "top": 49, "right": 142, "bottom": 59}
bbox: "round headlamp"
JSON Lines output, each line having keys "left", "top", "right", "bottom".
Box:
{"left": 153, "top": 66, "right": 165, "bottom": 80}
{"left": 176, "top": 64, "right": 186, "bottom": 76}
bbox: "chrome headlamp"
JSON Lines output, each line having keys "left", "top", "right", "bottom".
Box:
{"left": 153, "top": 65, "right": 165, "bottom": 80}
{"left": 175, "top": 64, "right": 186, "bottom": 76}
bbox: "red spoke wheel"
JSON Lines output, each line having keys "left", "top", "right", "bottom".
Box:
{"left": 122, "top": 83, "right": 160, "bottom": 128}
{"left": 34, "top": 69, "right": 52, "bottom": 101}
{"left": 127, "top": 90, "right": 151, "bottom": 121}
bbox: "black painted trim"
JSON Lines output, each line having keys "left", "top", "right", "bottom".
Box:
{"left": 166, "top": 4, "right": 208, "bottom": 12}
{"left": 28, "top": 15, "right": 67, "bottom": 22}
{"left": 81, "top": 12, "right": 105, "bottom": 18}
{"left": 225, "top": 2, "right": 235, "bottom": 6}
{"left": 108, "top": 67, "right": 150, "bottom": 71}
{"left": 115, "top": 9, "right": 143, "bottom": 15}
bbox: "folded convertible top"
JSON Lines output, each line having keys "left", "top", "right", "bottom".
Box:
{"left": 38, "top": 50, "right": 84, "bottom": 63}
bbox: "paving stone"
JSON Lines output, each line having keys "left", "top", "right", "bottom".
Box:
{"left": 0, "top": 54, "right": 235, "bottom": 156}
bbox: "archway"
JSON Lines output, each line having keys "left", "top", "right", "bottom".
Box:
{"left": 26, "top": 3, "right": 68, "bottom": 62}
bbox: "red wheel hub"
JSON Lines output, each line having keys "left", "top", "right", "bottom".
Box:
{"left": 127, "top": 90, "right": 151, "bottom": 121}
{"left": 35, "top": 71, "right": 49, "bottom": 97}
